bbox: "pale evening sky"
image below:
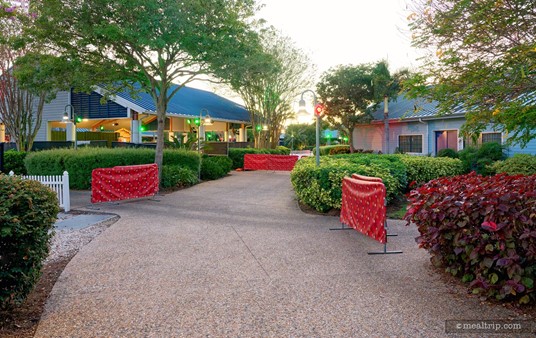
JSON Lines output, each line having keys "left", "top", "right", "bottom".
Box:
{"left": 202, "top": 0, "right": 423, "bottom": 104}
{"left": 256, "top": 0, "right": 421, "bottom": 75}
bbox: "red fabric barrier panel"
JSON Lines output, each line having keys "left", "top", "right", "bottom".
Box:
{"left": 340, "top": 177, "right": 387, "bottom": 243}
{"left": 91, "top": 163, "right": 159, "bottom": 203}
{"left": 244, "top": 154, "right": 299, "bottom": 171}
{"left": 351, "top": 173, "right": 383, "bottom": 183}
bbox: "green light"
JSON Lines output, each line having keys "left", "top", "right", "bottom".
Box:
{"left": 100, "top": 126, "right": 104, "bottom": 131}
{"left": 186, "top": 119, "right": 191, "bottom": 124}
{"left": 194, "top": 118, "right": 200, "bottom": 126}
{"left": 256, "top": 124, "right": 261, "bottom": 131}
{"left": 140, "top": 125, "right": 146, "bottom": 131}
{"left": 343, "top": 136, "right": 349, "bottom": 142}
{"left": 76, "top": 116, "right": 83, "bottom": 123}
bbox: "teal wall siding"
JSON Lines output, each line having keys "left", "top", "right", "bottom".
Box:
{"left": 505, "top": 140, "right": 536, "bottom": 156}
{"left": 425, "top": 118, "right": 465, "bottom": 155}
{"left": 353, "top": 117, "right": 535, "bottom": 157}
{"left": 388, "top": 121, "right": 429, "bottom": 155}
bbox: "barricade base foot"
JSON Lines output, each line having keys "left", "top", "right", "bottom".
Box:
{"left": 329, "top": 227, "right": 354, "bottom": 231}
{"left": 387, "top": 233, "right": 398, "bottom": 237}
{"left": 368, "top": 250, "right": 403, "bottom": 255}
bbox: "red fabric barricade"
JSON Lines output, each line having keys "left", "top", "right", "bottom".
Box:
{"left": 351, "top": 173, "right": 383, "bottom": 183}
{"left": 91, "top": 163, "right": 159, "bottom": 203}
{"left": 243, "top": 154, "right": 299, "bottom": 171}
{"left": 339, "top": 176, "right": 387, "bottom": 243}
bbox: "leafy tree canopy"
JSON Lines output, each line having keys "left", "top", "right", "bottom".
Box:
{"left": 227, "top": 27, "right": 314, "bottom": 148}
{"left": 23, "top": 0, "right": 262, "bottom": 178}
{"left": 316, "top": 60, "right": 405, "bottom": 151}
{"left": 406, "top": 0, "right": 536, "bottom": 147}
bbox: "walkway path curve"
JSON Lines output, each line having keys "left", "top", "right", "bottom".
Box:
{"left": 36, "top": 171, "right": 528, "bottom": 337}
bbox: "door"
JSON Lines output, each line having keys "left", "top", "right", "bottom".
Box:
{"left": 435, "top": 130, "right": 458, "bottom": 154}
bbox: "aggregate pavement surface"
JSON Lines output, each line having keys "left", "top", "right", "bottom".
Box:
{"left": 36, "top": 171, "right": 532, "bottom": 337}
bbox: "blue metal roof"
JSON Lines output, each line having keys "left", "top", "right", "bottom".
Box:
{"left": 112, "top": 83, "right": 251, "bottom": 123}
{"left": 369, "top": 93, "right": 464, "bottom": 121}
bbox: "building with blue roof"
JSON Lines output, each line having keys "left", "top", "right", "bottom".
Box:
{"left": 24, "top": 84, "right": 252, "bottom": 145}
{"left": 353, "top": 93, "right": 535, "bottom": 156}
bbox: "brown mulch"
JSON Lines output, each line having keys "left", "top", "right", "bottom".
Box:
{"left": 297, "top": 201, "right": 340, "bottom": 216}
{"left": 0, "top": 256, "right": 73, "bottom": 338}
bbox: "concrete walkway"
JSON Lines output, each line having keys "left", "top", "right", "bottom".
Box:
{"left": 36, "top": 171, "right": 529, "bottom": 337}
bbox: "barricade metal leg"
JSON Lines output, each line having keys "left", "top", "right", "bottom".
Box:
{"left": 330, "top": 223, "right": 354, "bottom": 231}
{"left": 368, "top": 234, "right": 402, "bottom": 255}
{"left": 368, "top": 242, "right": 403, "bottom": 255}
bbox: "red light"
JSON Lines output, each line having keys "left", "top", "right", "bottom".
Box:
{"left": 314, "top": 103, "right": 325, "bottom": 117}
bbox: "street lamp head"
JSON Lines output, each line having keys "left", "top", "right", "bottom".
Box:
{"left": 262, "top": 124, "right": 268, "bottom": 131}
{"left": 204, "top": 115, "right": 213, "bottom": 125}
{"left": 62, "top": 111, "right": 69, "bottom": 121}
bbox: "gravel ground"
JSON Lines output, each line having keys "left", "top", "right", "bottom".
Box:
{"left": 47, "top": 213, "right": 120, "bottom": 263}
{"left": 35, "top": 172, "right": 535, "bottom": 337}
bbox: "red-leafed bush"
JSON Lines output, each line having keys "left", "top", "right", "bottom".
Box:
{"left": 405, "top": 172, "right": 536, "bottom": 304}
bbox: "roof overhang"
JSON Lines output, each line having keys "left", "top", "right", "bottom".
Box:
{"left": 93, "top": 86, "right": 150, "bottom": 117}
{"left": 366, "top": 112, "right": 466, "bottom": 125}
{"left": 94, "top": 86, "right": 250, "bottom": 124}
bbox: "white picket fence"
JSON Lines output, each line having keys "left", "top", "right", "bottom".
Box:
{"left": 9, "top": 171, "right": 71, "bottom": 212}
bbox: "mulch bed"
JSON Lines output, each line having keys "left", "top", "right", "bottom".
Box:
{"left": 0, "top": 255, "right": 73, "bottom": 337}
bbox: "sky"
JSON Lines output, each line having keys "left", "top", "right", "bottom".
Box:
{"left": 256, "top": 0, "right": 421, "bottom": 75}
{"left": 200, "top": 0, "right": 422, "bottom": 105}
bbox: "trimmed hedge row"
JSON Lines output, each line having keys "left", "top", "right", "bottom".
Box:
{"left": 161, "top": 166, "right": 198, "bottom": 189}
{"left": 405, "top": 172, "right": 536, "bottom": 304}
{"left": 0, "top": 174, "right": 59, "bottom": 309}
{"left": 24, "top": 148, "right": 200, "bottom": 189}
{"left": 201, "top": 156, "right": 233, "bottom": 180}
{"left": 228, "top": 147, "right": 290, "bottom": 169}
{"left": 2, "top": 150, "right": 27, "bottom": 175}
{"left": 291, "top": 153, "right": 466, "bottom": 212}
{"left": 291, "top": 156, "right": 401, "bottom": 212}
{"left": 395, "top": 155, "right": 465, "bottom": 186}
{"left": 492, "top": 154, "right": 536, "bottom": 176}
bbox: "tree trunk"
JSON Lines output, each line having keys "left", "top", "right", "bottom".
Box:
{"left": 346, "top": 124, "right": 355, "bottom": 153}
{"left": 155, "top": 95, "right": 167, "bottom": 187}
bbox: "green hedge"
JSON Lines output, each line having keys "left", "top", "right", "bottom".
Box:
{"left": 201, "top": 156, "right": 233, "bottom": 180}
{"left": 328, "top": 145, "right": 350, "bottom": 155}
{"left": 395, "top": 155, "right": 465, "bottom": 186}
{"left": 24, "top": 148, "right": 200, "bottom": 189}
{"left": 291, "top": 153, "right": 467, "bottom": 213}
{"left": 2, "top": 150, "right": 27, "bottom": 175}
{"left": 0, "top": 174, "right": 59, "bottom": 308}
{"left": 291, "top": 156, "right": 399, "bottom": 212}
{"left": 228, "top": 147, "right": 291, "bottom": 169}
{"left": 458, "top": 142, "right": 506, "bottom": 175}
{"left": 332, "top": 153, "right": 408, "bottom": 190}
{"left": 436, "top": 148, "right": 458, "bottom": 159}
{"left": 161, "top": 165, "right": 198, "bottom": 189}
{"left": 491, "top": 154, "right": 536, "bottom": 176}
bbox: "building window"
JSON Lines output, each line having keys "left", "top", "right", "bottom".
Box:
{"left": 399, "top": 135, "right": 423, "bottom": 153}
{"left": 481, "top": 132, "right": 502, "bottom": 144}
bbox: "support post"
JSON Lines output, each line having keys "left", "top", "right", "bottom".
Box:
{"left": 62, "top": 171, "right": 70, "bottom": 212}
{"left": 0, "top": 123, "right": 5, "bottom": 142}
{"left": 131, "top": 111, "right": 140, "bottom": 144}
{"left": 315, "top": 115, "right": 320, "bottom": 166}
{"left": 65, "top": 121, "right": 75, "bottom": 144}
{"left": 0, "top": 142, "right": 4, "bottom": 173}
{"left": 383, "top": 95, "right": 389, "bottom": 154}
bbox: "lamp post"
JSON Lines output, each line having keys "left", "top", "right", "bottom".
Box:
{"left": 62, "top": 104, "right": 78, "bottom": 149}
{"left": 298, "top": 90, "right": 320, "bottom": 166}
{"left": 197, "top": 108, "right": 213, "bottom": 180}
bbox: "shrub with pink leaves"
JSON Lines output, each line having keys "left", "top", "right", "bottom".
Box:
{"left": 405, "top": 172, "right": 536, "bottom": 304}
